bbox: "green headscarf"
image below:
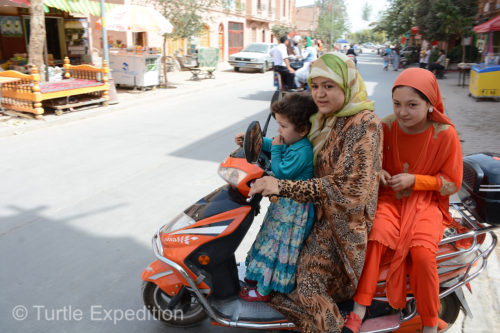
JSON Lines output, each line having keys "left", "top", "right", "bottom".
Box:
{"left": 306, "top": 36, "right": 312, "bottom": 48}
{"left": 307, "top": 52, "right": 374, "bottom": 164}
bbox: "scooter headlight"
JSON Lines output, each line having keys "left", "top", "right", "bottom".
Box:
{"left": 161, "top": 213, "right": 196, "bottom": 234}
{"left": 218, "top": 166, "right": 248, "bottom": 187}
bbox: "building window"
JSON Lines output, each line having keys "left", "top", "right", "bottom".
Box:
{"left": 228, "top": 21, "right": 243, "bottom": 55}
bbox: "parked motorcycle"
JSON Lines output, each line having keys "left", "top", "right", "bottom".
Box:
{"left": 141, "top": 110, "right": 499, "bottom": 332}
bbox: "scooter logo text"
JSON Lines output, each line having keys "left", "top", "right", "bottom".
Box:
{"left": 163, "top": 235, "right": 199, "bottom": 245}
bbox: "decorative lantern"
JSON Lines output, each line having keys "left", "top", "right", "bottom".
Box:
{"left": 411, "top": 26, "right": 418, "bottom": 34}
{"left": 401, "top": 37, "right": 406, "bottom": 44}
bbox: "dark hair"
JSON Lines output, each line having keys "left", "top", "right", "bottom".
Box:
{"left": 280, "top": 36, "right": 288, "bottom": 44}
{"left": 392, "top": 85, "right": 431, "bottom": 104}
{"left": 271, "top": 92, "right": 318, "bottom": 134}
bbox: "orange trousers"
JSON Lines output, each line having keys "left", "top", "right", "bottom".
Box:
{"left": 353, "top": 241, "right": 440, "bottom": 327}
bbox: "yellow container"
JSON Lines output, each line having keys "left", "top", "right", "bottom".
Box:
{"left": 469, "top": 64, "right": 500, "bottom": 98}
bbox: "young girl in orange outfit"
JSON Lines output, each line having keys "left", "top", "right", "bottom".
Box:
{"left": 344, "top": 68, "right": 463, "bottom": 333}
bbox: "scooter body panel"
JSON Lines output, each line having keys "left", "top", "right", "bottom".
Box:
{"left": 142, "top": 259, "right": 190, "bottom": 295}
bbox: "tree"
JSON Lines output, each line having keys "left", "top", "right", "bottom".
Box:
{"left": 28, "top": 0, "right": 45, "bottom": 78}
{"left": 362, "top": 2, "right": 372, "bottom": 22}
{"left": 271, "top": 25, "right": 291, "bottom": 40}
{"left": 417, "top": 0, "right": 477, "bottom": 61}
{"left": 314, "top": 0, "right": 348, "bottom": 50}
{"left": 154, "top": 0, "right": 222, "bottom": 87}
{"left": 348, "top": 29, "right": 385, "bottom": 44}
{"left": 375, "top": 0, "right": 417, "bottom": 43}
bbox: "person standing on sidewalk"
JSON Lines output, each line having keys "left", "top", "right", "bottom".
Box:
{"left": 271, "top": 36, "right": 296, "bottom": 90}
{"left": 392, "top": 44, "right": 401, "bottom": 71}
{"left": 419, "top": 46, "right": 431, "bottom": 69}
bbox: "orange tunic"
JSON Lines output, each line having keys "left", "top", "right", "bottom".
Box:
{"left": 368, "top": 114, "right": 463, "bottom": 309}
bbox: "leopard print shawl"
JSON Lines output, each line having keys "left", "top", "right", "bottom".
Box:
{"left": 270, "top": 110, "right": 383, "bottom": 332}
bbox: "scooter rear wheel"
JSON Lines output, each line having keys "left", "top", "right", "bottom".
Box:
{"left": 142, "top": 281, "right": 207, "bottom": 327}
{"left": 438, "top": 293, "right": 461, "bottom": 331}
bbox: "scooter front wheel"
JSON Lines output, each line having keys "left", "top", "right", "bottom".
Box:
{"left": 142, "top": 281, "right": 207, "bottom": 327}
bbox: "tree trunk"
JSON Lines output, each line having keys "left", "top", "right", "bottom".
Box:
{"left": 460, "top": 33, "right": 466, "bottom": 63}
{"left": 162, "top": 35, "right": 168, "bottom": 88}
{"left": 28, "top": 0, "right": 46, "bottom": 77}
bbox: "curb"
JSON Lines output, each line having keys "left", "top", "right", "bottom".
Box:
{"left": 0, "top": 65, "right": 271, "bottom": 138}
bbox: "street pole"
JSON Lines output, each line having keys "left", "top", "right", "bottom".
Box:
{"left": 100, "top": 0, "right": 109, "bottom": 75}
{"left": 100, "top": 0, "right": 118, "bottom": 104}
{"left": 330, "top": 0, "right": 334, "bottom": 51}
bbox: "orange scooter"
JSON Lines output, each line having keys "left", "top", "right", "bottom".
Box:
{"left": 141, "top": 115, "right": 499, "bottom": 332}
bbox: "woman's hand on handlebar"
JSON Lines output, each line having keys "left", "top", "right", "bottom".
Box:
{"left": 235, "top": 132, "right": 245, "bottom": 147}
{"left": 249, "top": 176, "right": 279, "bottom": 197}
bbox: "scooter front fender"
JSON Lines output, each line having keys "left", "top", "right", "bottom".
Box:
{"left": 142, "top": 259, "right": 188, "bottom": 296}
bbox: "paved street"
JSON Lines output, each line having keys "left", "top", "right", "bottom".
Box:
{"left": 0, "top": 53, "right": 498, "bottom": 333}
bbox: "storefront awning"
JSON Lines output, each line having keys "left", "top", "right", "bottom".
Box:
{"left": 473, "top": 15, "right": 500, "bottom": 33}
{"left": 43, "top": 0, "right": 119, "bottom": 16}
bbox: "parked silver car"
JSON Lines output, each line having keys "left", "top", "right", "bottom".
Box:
{"left": 228, "top": 42, "right": 276, "bottom": 73}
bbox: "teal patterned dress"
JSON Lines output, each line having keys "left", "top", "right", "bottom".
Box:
{"left": 245, "top": 137, "right": 315, "bottom": 296}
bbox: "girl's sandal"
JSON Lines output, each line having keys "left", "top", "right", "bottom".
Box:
{"left": 341, "top": 312, "right": 362, "bottom": 333}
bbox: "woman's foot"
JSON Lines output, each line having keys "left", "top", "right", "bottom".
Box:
{"left": 239, "top": 286, "right": 270, "bottom": 302}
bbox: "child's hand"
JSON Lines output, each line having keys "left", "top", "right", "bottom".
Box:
{"left": 272, "top": 135, "right": 284, "bottom": 145}
{"left": 388, "top": 173, "right": 415, "bottom": 192}
{"left": 380, "top": 169, "right": 392, "bottom": 187}
{"left": 235, "top": 133, "right": 245, "bottom": 147}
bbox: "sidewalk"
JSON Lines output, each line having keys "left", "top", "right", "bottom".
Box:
{"left": 0, "top": 61, "right": 264, "bottom": 137}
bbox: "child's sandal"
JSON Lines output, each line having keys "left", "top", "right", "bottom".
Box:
{"left": 239, "top": 286, "right": 270, "bottom": 302}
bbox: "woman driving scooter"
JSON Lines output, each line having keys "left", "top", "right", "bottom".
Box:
{"left": 248, "top": 52, "right": 383, "bottom": 333}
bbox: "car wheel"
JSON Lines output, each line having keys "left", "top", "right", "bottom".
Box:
{"left": 234, "top": 67, "right": 239, "bottom": 72}
{"left": 261, "top": 62, "right": 267, "bottom": 73}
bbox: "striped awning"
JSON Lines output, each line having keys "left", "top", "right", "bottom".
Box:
{"left": 43, "top": 0, "right": 119, "bottom": 16}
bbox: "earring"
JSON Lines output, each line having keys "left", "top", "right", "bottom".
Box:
{"left": 428, "top": 106, "right": 433, "bottom": 113}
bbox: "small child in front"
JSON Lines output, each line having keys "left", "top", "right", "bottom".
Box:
{"left": 236, "top": 92, "right": 317, "bottom": 302}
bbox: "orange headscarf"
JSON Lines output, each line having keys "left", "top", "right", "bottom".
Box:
{"left": 393, "top": 68, "right": 452, "bottom": 126}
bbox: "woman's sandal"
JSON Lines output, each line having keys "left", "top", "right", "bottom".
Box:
{"left": 341, "top": 312, "right": 362, "bottom": 333}
{"left": 239, "top": 286, "right": 270, "bottom": 302}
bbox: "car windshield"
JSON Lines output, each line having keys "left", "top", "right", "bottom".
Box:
{"left": 242, "top": 44, "right": 269, "bottom": 53}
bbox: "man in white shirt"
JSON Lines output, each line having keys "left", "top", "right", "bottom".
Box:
{"left": 270, "top": 36, "right": 296, "bottom": 90}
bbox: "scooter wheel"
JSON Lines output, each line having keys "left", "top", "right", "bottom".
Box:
{"left": 142, "top": 281, "right": 207, "bottom": 327}
{"left": 438, "top": 293, "right": 461, "bottom": 331}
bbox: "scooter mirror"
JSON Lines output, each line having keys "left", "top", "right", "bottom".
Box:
{"left": 244, "top": 121, "right": 263, "bottom": 164}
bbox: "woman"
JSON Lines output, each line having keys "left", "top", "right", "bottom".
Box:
{"left": 294, "top": 37, "right": 318, "bottom": 89}
{"left": 248, "top": 53, "right": 383, "bottom": 332}
{"left": 352, "top": 68, "right": 463, "bottom": 333}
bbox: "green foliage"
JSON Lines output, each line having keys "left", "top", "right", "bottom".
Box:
{"left": 271, "top": 25, "right": 291, "bottom": 40}
{"left": 418, "top": 0, "right": 477, "bottom": 43}
{"left": 376, "top": 0, "right": 417, "bottom": 42}
{"left": 314, "top": 0, "right": 349, "bottom": 48}
{"left": 448, "top": 45, "right": 479, "bottom": 63}
{"left": 429, "top": 48, "right": 439, "bottom": 63}
{"left": 362, "top": 2, "right": 372, "bottom": 22}
{"left": 157, "top": 0, "right": 222, "bottom": 40}
{"left": 348, "top": 29, "right": 385, "bottom": 44}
